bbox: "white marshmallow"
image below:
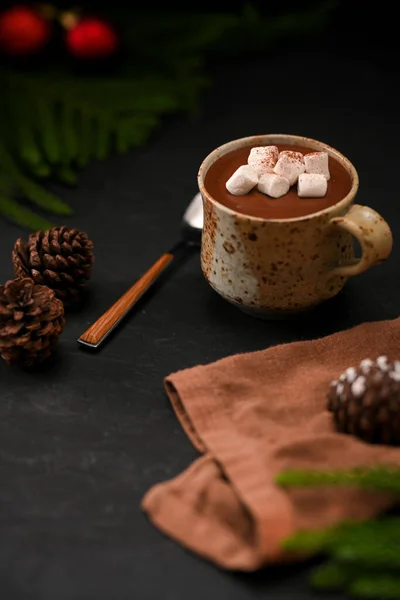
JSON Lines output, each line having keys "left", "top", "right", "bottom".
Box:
{"left": 258, "top": 173, "right": 289, "bottom": 199}
{"left": 273, "top": 151, "right": 305, "bottom": 185}
{"left": 304, "top": 152, "right": 330, "bottom": 180}
{"left": 297, "top": 173, "right": 327, "bottom": 198}
{"left": 225, "top": 165, "right": 258, "bottom": 196}
{"left": 248, "top": 146, "right": 279, "bottom": 176}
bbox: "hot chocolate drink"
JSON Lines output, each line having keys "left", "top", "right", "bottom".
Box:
{"left": 204, "top": 143, "right": 352, "bottom": 219}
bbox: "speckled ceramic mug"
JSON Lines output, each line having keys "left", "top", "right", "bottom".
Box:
{"left": 198, "top": 134, "right": 393, "bottom": 317}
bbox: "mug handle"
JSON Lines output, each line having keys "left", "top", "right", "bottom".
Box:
{"left": 328, "top": 204, "right": 393, "bottom": 277}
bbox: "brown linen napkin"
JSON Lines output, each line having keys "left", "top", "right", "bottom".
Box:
{"left": 142, "top": 317, "right": 400, "bottom": 571}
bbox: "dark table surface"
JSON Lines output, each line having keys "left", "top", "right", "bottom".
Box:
{"left": 1, "top": 39, "right": 399, "bottom": 600}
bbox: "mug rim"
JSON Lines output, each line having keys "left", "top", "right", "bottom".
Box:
{"left": 197, "top": 134, "right": 360, "bottom": 223}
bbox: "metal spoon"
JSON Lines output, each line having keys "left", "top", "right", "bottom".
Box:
{"left": 78, "top": 192, "right": 204, "bottom": 349}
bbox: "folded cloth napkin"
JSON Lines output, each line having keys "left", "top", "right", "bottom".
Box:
{"left": 141, "top": 318, "right": 400, "bottom": 571}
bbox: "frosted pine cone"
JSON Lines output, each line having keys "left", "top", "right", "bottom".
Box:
{"left": 327, "top": 356, "right": 400, "bottom": 446}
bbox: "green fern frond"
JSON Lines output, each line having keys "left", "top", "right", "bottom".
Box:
{"left": 13, "top": 106, "right": 43, "bottom": 169}
{"left": 37, "top": 96, "right": 61, "bottom": 165}
{"left": 55, "top": 166, "right": 77, "bottom": 185}
{"left": 61, "top": 103, "right": 79, "bottom": 163}
{"left": 0, "top": 194, "right": 54, "bottom": 230}
{"left": 0, "top": 143, "right": 72, "bottom": 216}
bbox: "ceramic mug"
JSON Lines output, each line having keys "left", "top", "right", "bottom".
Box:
{"left": 197, "top": 134, "right": 393, "bottom": 317}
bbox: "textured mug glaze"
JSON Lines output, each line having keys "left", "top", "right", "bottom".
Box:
{"left": 198, "top": 134, "right": 393, "bottom": 316}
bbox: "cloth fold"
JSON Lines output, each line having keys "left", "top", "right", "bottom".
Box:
{"left": 142, "top": 318, "right": 400, "bottom": 571}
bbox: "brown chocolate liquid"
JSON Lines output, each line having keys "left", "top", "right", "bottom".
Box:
{"left": 204, "top": 144, "right": 352, "bottom": 219}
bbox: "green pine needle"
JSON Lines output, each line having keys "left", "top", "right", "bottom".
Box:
{"left": 29, "top": 163, "right": 52, "bottom": 179}
{"left": 61, "top": 103, "right": 79, "bottom": 163}
{"left": 95, "top": 117, "right": 110, "bottom": 161}
{"left": 0, "top": 194, "right": 54, "bottom": 231}
{"left": 311, "top": 561, "right": 355, "bottom": 591}
{"left": 0, "top": 143, "right": 72, "bottom": 216}
{"left": 276, "top": 466, "right": 400, "bottom": 495}
{"left": 283, "top": 526, "right": 334, "bottom": 554}
{"left": 349, "top": 575, "right": 400, "bottom": 599}
{"left": 55, "top": 166, "right": 78, "bottom": 185}
{"left": 76, "top": 112, "right": 93, "bottom": 167}
{"left": 37, "top": 97, "right": 61, "bottom": 164}
{"left": 311, "top": 562, "right": 400, "bottom": 599}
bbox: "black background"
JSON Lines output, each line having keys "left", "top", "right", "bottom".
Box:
{"left": 1, "top": 2, "right": 399, "bottom": 599}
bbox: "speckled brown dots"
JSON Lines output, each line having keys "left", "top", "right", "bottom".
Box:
{"left": 222, "top": 241, "right": 235, "bottom": 254}
{"left": 201, "top": 198, "right": 217, "bottom": 280}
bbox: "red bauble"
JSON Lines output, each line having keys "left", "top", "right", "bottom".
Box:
{"left": 0, "top": 5, "right": 51, "bottom": 56}
{"left": 66, "top": 18, "right": 118, "bottom": 60}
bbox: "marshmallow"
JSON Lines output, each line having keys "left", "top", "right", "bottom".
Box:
{"left": 273, "top": 150, "right": 305, "bottom": 185}
{"left": 297, "top": 173, "right": 327, "bottom": 197}
{"left": 304, "top": 152, "right": 330, "bottom": 180}
{"left": 258, "top": 173, "right": 290, "bottom": 199}
{"left": 248, "top": 146, "right": 279, "bottom": 176}
{"left": 225, "top": 165, "right": 258, "bottom": 196}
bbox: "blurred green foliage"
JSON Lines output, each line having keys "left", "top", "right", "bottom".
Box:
{"left": 0, "top": 2, "right": 336, "bottom": 229}
{"left": 277, "top": 466, "right": 400, "bottom": 599}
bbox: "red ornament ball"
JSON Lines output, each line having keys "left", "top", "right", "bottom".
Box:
{"left": 66, "top": 18, "right": 118, "bottom": 60}
{"left": 0, "top": 5, "right": 51, "bottom": 56}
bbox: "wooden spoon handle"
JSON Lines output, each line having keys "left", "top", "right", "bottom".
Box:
{"left": 78, "top": 253, "right": 174, "bottom": 348}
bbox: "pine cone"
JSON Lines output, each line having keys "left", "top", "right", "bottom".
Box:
{"left": 327, "top": 356, "right": 400, "bottom": 446}
{"left": 12, "top": 226, "right": 94, "bottom": 307}
{"left": 0, "top": 278, "right": 65, "bottom": 367}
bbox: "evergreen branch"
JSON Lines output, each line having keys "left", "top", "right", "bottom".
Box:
{"left": 311, "top": 562, "right": 400, "bottom": 599}
{"left": 37, "top": 97, "right": 61, "bottom": 165}
{"left": 61, "top": 103, "right": 79, "bottom": 163}
{"left": 0, "top": 194, "right": 54, "bottom": 231}
{"left": 284, "top": 517, "right": 400, "bottom": 557}
{"left": 76, "top": 111, "right": 93, "bottom": 167}
{"left": 349, "top": 574, "right": 400, "bottom": 599}
{"left": 95, "top": 116, "right": 110, "bottom": 160}
{"left": 310, "top": 561, "right": 355, "bottom": 591}
{"left": 117, "top": 114, "right": 159, "bottom": 148}
{"left": 0, "top": 143, "right": 72, "bottom": 216}
{"left": 332, "top": 524, "right": 400, "bottom": 570}
{"left": 27, "top": 162, "right": 52, "bottom": 179}
{"left": 15, "top": 111, "right": 43, "bottom": 169}
{"left": 276, "top": 466, "right": 400, "bottom": 495}
{"left": 283, "top": 526, "right": 334, "bottom": 554}
{"left": 54, "top": 166, "right": 77, "bottom": 185}
{"left": 0, "top": 172, "right": 16, "bottom": 196}
{"left": 278, "top": 466, "right": 400, "bottom": 599}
